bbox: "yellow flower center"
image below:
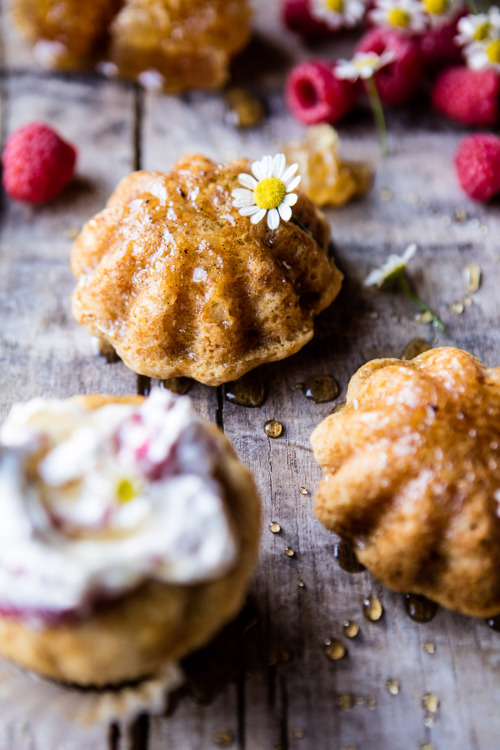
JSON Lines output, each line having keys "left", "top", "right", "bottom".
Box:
{"left": 388, "top": 8, "right": 411, "bottom": 27}
{"left": 325, "top": 0, "right": 344, "bottom": 12}
{"left": 473, "top": 22, "right": 490, "bottom": 41}
{"left": 116, "top": 477, "right": 139, "bottom": 504}
{"left": 254, "top": 177, "right": 287, "bottom": 210}
{"left": 423, "top": 0, "right": 447, "bottom": 15}
{"left": 487, "top": 39, "right": 500, "bottom": 63}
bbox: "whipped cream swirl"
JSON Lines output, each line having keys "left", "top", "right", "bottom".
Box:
{"left": 0, "top": 390, "right": 238, "bottom": 618}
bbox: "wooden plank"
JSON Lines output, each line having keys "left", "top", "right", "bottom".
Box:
{"left": 2, "top": 0, "right": 500, "bottom": 748}
{"left": 0, "top": 72, "right": 139, "bottom": 424}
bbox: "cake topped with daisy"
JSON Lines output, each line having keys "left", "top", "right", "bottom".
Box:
{"left": 71, "top": 152, "right": 343, "bottom": 386}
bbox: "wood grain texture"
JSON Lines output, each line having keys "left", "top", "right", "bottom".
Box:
{"left": 2, "top": 0, "right": 500, "bottom": 748}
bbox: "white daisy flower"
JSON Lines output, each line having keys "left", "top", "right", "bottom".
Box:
{"left": 310, "top": 0, "right": 368, "bottom": 30}
{"left": 365, "top": 243, "right": 417, "bottom": 286}
{"left": 464, "top": 36, "right": 500, "bottom": 71}
{"left": 420, "top": 0, "right": 463, "bottom": 29}
{"left": 335, "top": 50, "right": 396, "bottom": 81}
{"left": 231, "top": 153, "right": 301, "bottom": 230}
{"left": 370, "top": 0, "right": 428, "bottom": 34}
{"left": 456, "top": 11, "right": 493, "bottom": 47}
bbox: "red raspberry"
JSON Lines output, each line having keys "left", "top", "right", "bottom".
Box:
{"left": 431, "top": 66, "right": 499, "bottom": 127}
{"left": 356, "top": 28, "right": 423, "bottom": 106}
{"left": 281, "top": 0, "right": 330, "bottom": 37}
{"left": 455, "top": 134, "right": 500, "bottom": 202}
{"left": 286, "top": 60, "right": 358, "bottom": 124}
{"left": 2, "top": 121, "right": 77, "bottom": 204}
{"left": 419, "top": 12, "right": 465, "bottom": 70}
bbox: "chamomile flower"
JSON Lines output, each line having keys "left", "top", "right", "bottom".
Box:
{"left": 365, "top": 243, "right": 445, "bottom": 330}
{"left": 457, "top": 7, "right": 500, "bottom": 70}
{"left": 370, "top": 0, "right": 428, "bottom": 34}
{"left": 420, "top": 0, "right": 463, "bottom": 29}
{"left": 335, "top": 50, "right": 396, "bottom": 80}
{"left": 456, "top": 11, "right": 495, "bottom": 47}
{"left": 464, "top": 36, "right": 500, "bottom": 70}
{"left": 365, "top": 243, "right": 417, "bottom": 286}
{"left": 310, "top": 0, "right": 368, "bottom": 30}
{"left": 232, "top": 153, "right": 301, "bottom": 230}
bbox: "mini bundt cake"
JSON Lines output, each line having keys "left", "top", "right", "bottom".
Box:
{"left": 12, "top": 0, "right": 252, "bottom": 91}
{"left": 0, "top": 390, "right": 260, "bottom": 685}
{"left": 311, "top": 347, "right": 500, "bottom": 618}
{"left": 71, "top": 153, "right": 343, "bottom": 386}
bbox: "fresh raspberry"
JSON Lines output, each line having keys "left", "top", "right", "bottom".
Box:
{"left": 286, "top": 60, "right": 358, "bottom": 124}
{"left": 281, "top": 0, "right": 330, "bottom": 37}
{"left": 431, "top": 66, "right": 499, "bottom": 126}
{"left": 455, "top": 134, "right": 500, "bottom": 202}
{"left": 2, "top": 121, "right": 77, "bottom": 204}
{"left": 356, "top": 28, "right": 423, "bottom": 106}
{"left": 419, "top": 13, "right": 465, "bottom": 70}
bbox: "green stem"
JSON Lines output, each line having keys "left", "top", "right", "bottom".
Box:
{"left": 365, "top": 76, "right": 388, "bottom": 157}
{"left": 466, "top": 0, "right": 478, "bottom": 13}
{"left": 397, "top": 275, "right": 445, "bottom": 332}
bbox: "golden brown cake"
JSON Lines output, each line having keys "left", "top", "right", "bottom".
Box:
{"left": 0, "top": 391, "right": 260, "bottom": 686}
{"left": 71, "top": 153, "right": 343, "bottom": 386}
{"left": 12, "top": 0, "right": 252, "bottom": 90}
{"left": 311, "top": 347, "right": 500, "bottom": 618}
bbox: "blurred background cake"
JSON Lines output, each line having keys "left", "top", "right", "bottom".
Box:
{"left": 11, "top": 0, "right": 252, "bottom": 91}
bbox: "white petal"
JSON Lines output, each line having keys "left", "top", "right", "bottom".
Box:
{"left": 232, "top": 187, "right": 254, "bottom": 201}
{"left": 272, "top": 153, "right": 287, "bottom": 179}
{"left": 286, "top": 175, "right": 301, "bottom": 193}
{"left": 239, "top": 204, "right": 260, "bottom": 216}
{"left": 250, "top": 208, "right": 267, "bottom": 224}
{"left": 282, "top": 163, "right": 299, "bottom": 184}
{"left": 262, "top": 154, "right": 274, "bottom": 178}
{"left": 365, "top": 269, "right": 383, "bottom": 286}
{"left": 402, "top": 243, "right": 417, "bottom": 263}
{"left": 233, "top": 198, "right": 256, "bottom": 208}
{"left": 251, "top": 159, "right": 267, "bottom": 181}
{"left": 238, "top": 173, "right": 258, "bottom": 190}
{"left": 283, "top": 193, "right": 298, "bottom": 207}
{"left": 267, "top": 208, "right": 280, "bottom": 230}
{"left": 278, "top": 203, "right": 292, "bottom": 222}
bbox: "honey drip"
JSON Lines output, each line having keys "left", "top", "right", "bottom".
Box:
{"left": 264, "top": 420, "right": 283, "bottom": 438}
{"left": 303, "top": 375, "right": 339, "bottom": 404}
{"left": 401, "top": 338, "right": 431, "bottom": 361}
{"left": 404, "top": 593, "right": 438, "bottom": 623}
{"left": 212, "top": 731, "right": 233, "bottom": 747}
{"left": 334, "top": 540, "right": 366, "bottom": 574}
{"left": 224, "top": 374, "right": 266, "bottom": 408}
{"left": 343, "top": 620, "right": 360, "bottom": 639}
{"left": 485, "top": 615, "right": 500, "bottom": 631}
{"left": 363, "top": 595, "right": 383, "bottom": 622}
{"left": 162, "top": 377, "right": 192, "bottom": 395}
{"left": 323, "top": 638, "right": 346, "bottom": 661}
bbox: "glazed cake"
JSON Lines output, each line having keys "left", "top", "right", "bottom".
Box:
{"left": 12, "top": 0, "right": 252, "bottom": 91}
{"left": 312, "top": 347, "right": 500, "bottom": 617}
{"left": 71, "top": 153, "right": 343, "bottom": 386}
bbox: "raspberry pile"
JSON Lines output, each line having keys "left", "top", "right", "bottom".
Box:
{"left": 2, "top": 121, "right": 77, "bottom": 204}
{"left": 283, "top": 0, "right": 500, "bottom": 201}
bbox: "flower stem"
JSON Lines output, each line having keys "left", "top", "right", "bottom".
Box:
{"left": 466, "top": 0, "right": 477, "bottom": 12}
{"left": 397, "top": 274, "right": 445, "bottom": 332}
{"left": 365, "top": 76, "right": 388, "bottom": 157}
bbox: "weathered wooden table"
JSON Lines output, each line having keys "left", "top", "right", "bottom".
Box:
{"left": 2, "top": 1, "right": 500, "bottom": 748}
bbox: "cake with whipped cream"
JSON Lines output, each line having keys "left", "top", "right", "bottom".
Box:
{"left": 0, "top": 390, "right": 260, "bottom": 686}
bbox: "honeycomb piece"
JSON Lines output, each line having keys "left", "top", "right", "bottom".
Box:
{"left": 283, "top": 125, "right": 373, "bottom": 208}
{"left": 312, "top": 347, "right": 500, "bottom": 617}
{"left": 71, "top": 154, "right": 343, "bottom": 386}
